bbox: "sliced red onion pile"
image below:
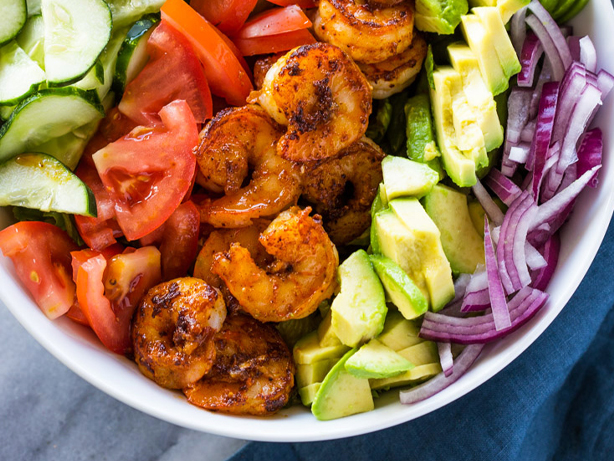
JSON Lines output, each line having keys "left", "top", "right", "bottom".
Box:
{"left": 401, "top": 0, "right": 612, "bottom": 405}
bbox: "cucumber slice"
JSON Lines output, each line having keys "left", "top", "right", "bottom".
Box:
{"left": 73, "top": 59, "right": 105, "bottom": 91}
{"left": 34, "top": 118, "right": 100, "bottom": 169}
{"left": 0, "top": 87, "right": 104, "bottom": 162}
{"left": 107, "top": 0, "right": 165, "bottom": 28}
{"left": 0, "top": 0, "right": 27, "bottom": 46}
{"left": 16, "top": 14, "right": 45, "bottom": 68}
{"left": 113, "top": 13, "right": 160, "bottom": 95}
{"left": 27, "top": 0, "right": 41, "bottom": 16}
{"left": 0, "top": 153, "right": 96, "bottom": 216}
{"left": 42, "top": 0, "right": 112, "bottom": 86}
{"left": 0, "top": 41, "right": 46, "bottom": 106}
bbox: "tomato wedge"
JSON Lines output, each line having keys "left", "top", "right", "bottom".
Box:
{"left": 93, "top": 100, "right": 198, "bottom": 241}
{"left": 190, "top": 0, "right": 258, "bottom": 36}
{"left": 138, "top": 201, "right": 200, "bottom": 281}
{"left": 234, "top": 29, "right": 316, "bottom": 56}
{"left": 75, "top": 247, "right": 161, "bottom": 355}
{"left": 160, "top": 201, "right": 200, "bottom": 281}
{"left": 0, "top": 222, "right": 78, "bottom": 319}
{"left": 161, "top": 0, "right": 254, "bottom": 106}
{"left": 74, "top": 161, "right": 123, "bottom": 250}
{"left": 234, "top": 5, "right": 312, "bottom": 39}
{"left": 268, "top": 0, "right": 317, "bottom": 8}
{"left": 118, "top": 20, "right": 212, "bottom": 126}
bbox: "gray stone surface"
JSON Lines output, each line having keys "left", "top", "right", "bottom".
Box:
{"left": 0, "top": 301, "right": 246, "bottom": 461}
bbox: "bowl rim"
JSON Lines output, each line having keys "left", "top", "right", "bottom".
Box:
{"left": 1, "top": 0, "right": 614, "bottom": 443}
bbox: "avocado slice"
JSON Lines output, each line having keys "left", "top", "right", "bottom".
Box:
{"left": 497, "top": 0, "right": 530, "bottom": 24}
{"left": 317, "top": 310, "right": 343, "bottom": 347}
{"left": 460, "top": 14, "right": 509, "bottom": 96}
{"left": 415, "top": 0, "right": 469, "bottom": 35}
{"left": 370, "top": 254, "right": 429, "bottom": 320}
{"left": 423, "top": 184, "right": 485, "bottom": 275}
{"left": 447, "top": 43, "right": 504, "bottom": 152}
{"left": 430, "top": 67, "right": 478, "bottom": 187}
{"left": 472, "top": 7, "right": 521, "bottom": 79}
{"left": 372, "top": 201, "right": 455, "bottom": 312}
{"left": 389, "top": 199, "right": 455, "bottom": 311}
{"left": 405, "top": 93, "right": 445, "bottom": 179}
{"left": 312, "top": 349, "right": 374, "bottom": 421}
{"left": 381, "top": 155, "right": 440, "bottom": 200}
{"left": 370, "top": 340, "right": 442, "bottom": 389}
{"left": 468, "top": 199, "right": 486, "bottom": 237}
{"left": 299, "top": 383, "right": 322, "bottom": 406}
{"left": 370, "top": 363, "right": 443, "bottom": 390}
{"left": 293, "top": 331, "right": 350, "bottom": 365}
{"left": 345, "top": 339, "right": 415, "bottom": 379}
{"left": 377, "top": 311, "right": 423, "bottom": 351}
{"left": 331, "top": 250, "right": 387, "bottom": 348}
{"left": 296, "top": 359, "right": 336, "bottom": 389}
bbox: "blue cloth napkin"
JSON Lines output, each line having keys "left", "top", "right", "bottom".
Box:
{"left": 229, "top": 219, "right": 614, "bottom": 461}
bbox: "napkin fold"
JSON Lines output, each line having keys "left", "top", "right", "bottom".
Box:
{"left": 229, "top": 220, "right": 614, "bottom": 461}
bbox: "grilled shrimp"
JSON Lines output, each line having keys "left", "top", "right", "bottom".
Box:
{"left": 184, "top": 313, "right": 294, "bottom": 416}
{"left": 132, "top": 278, "right": 226, "bottom": 389}
{"left": 196, "top": 105, "right": 302, "bottom": 228}
{"left": 302, "top": 137, "right": 385, "bottom": 245}
{"left": 193, "top": 220, "right": 272, "bottom": 310}
{"left": 253, "top": 53, "right": 283, "bottom": 90}
{"left": 250, "top": 43, "right": 372, "bottom": 162}
{"left": 313, "top": 0, "right": 415, "bottom": 64}
{"left": 358, "top": 32, "right": 427, "bottom": 99}
{"left": 211, "top": 206, "right": 338, "bottom": 323}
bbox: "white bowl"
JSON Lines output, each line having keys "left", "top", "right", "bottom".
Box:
{"left": 2, "top": 0, "right": 614, "bottom": 442}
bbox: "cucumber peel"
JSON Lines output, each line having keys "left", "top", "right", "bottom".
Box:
{"left": 0, "top": 153, "right": 96, "bottom": 216}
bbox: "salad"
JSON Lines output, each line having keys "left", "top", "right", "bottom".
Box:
{"left": 0, "top": 0, "right": 611, "bottom": 422}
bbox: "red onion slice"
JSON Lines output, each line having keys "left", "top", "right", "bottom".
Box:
{"left": 530, "top": 166, "right": 602, "bottom": 239}
{"left": 519, "top": 33, "right": 544, "bottom": 88}
{"left": 527, "top": 1, "right": 573, "bottom": 71}
{"left": 400, "top": 344, "right": 484, "bottom": 405}
{"left": 530, "top": 82, "right": 559, "bottom": 195}
{"left": 577, "top": 128, "right": 603, "bottom": 188}
{"left": 420, "top": 287, "right": 549, "bottom": 344}
{"left": 437, "top": 342, "right": 454, "bottom": 378}
{"left": 485, "top": 169, "right": 522, "bottom": 206}
{"left": 473, "top": 179, "right": 505, "bottom": 226}
{"left": 579, "top": 36, "right": 597, "bottom": 73}
{"left": 597, "top": 70, "right": 614, "bottom": 100}
{"left": 525, "top": 15, "right": 565, "bottom": 81}
{"left": 511, "top": 7, "right": 528, "bottom": 55}
{"left": 556, "top": 82, "right": 602, "bottom": 175}
{"left": 531, "top": 234, "right": 561, "bottom": 291}
{"left": 485, "top": 217, "right": 511, "bottom": 330}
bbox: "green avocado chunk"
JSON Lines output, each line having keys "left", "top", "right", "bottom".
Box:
{"left": 472, "top": 7, "right": 521, "bottom": 79}
{"left": 293, "top": 331, "right": 350, "bottom": 365}
{"left": 430, "top": 67, "right": 478, "bottom": 187}
{"left": 381, "top": 155, "right": 440, "bottom": 201}
{"left": 331, "top": 250, "right": 387, "bottom": 348}
{"left": 312, "top": 349, "right": 374, "bottom": 421}
{"left": 373, "top": 198, "right": 455, "bottom": 311}
{"left": 377, "top": 311, "right": 423, "bottom": 351}
{"left": 423, "top": 184, "right": 485, "bottom": 275}
{"left": 447, "top": 43, "right": 504, "bottom": 153}
{"left": 461, "top": 14, "right": 509, "bottom": 96}
{"left": 345, "top": 339, "right": 415, "bottom": 379}
{"left": 405, "top": 93, "right": 444, "bottom": 178}
{"left": 370, "top": 254, "right": 429, "bottom": 320}
{"left": 369, "top": 341, "right": 442, "bottom": 390}
{"left": 415, "top": 0, "right": 469, "bottom": 35}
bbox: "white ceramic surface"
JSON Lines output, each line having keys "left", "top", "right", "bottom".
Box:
{"left": 1, "top": 0, "right": 614, "bottom": 443}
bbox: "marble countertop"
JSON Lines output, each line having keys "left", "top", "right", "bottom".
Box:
{"left": 0, "top": 300, "right": 246, "bottom": 461}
